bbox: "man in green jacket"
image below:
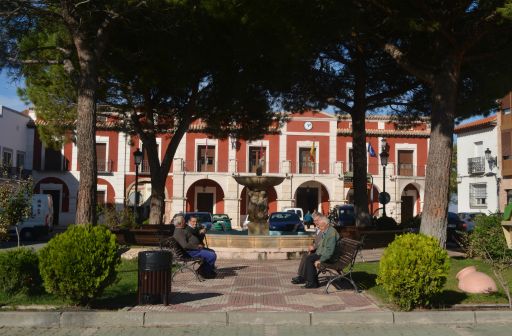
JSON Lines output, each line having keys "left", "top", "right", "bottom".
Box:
{"left": 303, "top": 215, "right": 340, "bottom": 288}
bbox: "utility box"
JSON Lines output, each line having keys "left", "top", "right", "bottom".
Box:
{"left": 138, "top": 250, "right": 172, "bottom": 305}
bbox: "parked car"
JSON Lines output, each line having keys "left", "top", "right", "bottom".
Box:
{"left": 212, "top": 214, "right": 232, "bottom": 231}
{"left": 335, "top": 204, "right": 356, "bottom": 227}
{"left": 458, "top": 212, "right": 482, "bottom": 232}
{"left": 282, "top": 207, "right": 304, "bottom": 222}
{"left": 7, "top": 194, "right": 54, "bottom": 241}
{"left": 268, "top": 212, "right": 304, "bottom": 232}
{"left": 172, "top": 212, "right": 213, "bottom": 230}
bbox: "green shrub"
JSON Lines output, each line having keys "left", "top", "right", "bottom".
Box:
{"left": 38, "top": 224, "right": 120, "bottom": 305}
{"left": 468, "top": 213, "right": 512, "bottom": 261}
{"left": 0, "top": 247, "right": 42, "bottom": 295}
{"left": 377, "top": 233, "right": 449, "bottom": 311}
{"left": 98, "top": 207, "right": 138, "bottom": 230}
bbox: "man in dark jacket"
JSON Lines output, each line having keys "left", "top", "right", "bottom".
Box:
{"left": 173, "top": 214, "right": 217, "bottom": 278}
{"left": 302, "top": 215, "right": 340, "bottom": 288}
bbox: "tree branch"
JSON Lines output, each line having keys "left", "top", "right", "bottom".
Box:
{"left": 383, "top": 43, "right": 434, "bottom": 84}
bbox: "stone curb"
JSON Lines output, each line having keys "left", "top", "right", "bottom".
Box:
{"left": 0, "top": 311, "right": 511, "bottom": 327}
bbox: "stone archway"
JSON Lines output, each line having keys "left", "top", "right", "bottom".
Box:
{"left": 401, "top": 184, "right": 420, "bottom": 224}
{"left": 186, "top": 179, "right": 225, "bottom": 214}
{"left": 295, "top": 181, "right": 330, "bottom": 215}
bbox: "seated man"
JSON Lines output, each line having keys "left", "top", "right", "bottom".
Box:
{"left": 186, "top": 215, "right": 207, "bottom": 245}
{"left": 173, "top": 214, "right": 217, "bottom": 279}
{"left": 302, "top": 215, "right": 340, "bottom": 288}
{"left": 291, "top": 211, "right": 322, "bottom": 284}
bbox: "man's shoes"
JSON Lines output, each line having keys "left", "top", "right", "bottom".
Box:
{"left": 303, "top": 281, "right": 319, "bottom": 289}
{"left": 291, "top": 276, "right": 305, "bottom": 284}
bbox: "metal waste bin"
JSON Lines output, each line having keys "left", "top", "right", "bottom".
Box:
{"left": 138, "top": 250, "right": 172, "bottom": 305}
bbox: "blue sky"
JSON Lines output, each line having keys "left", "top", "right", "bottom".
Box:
{"left": 0, "top": 70, "right": 29, "bottom": 111}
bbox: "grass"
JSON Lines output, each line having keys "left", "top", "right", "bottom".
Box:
{"left": 352, "top": 257, "right": 512, "bottom": 309}
{"left": 1, "top": 256, "right": 511, "bottom": 310}
{"left": 0, "top": 259, "right": 139, "bottom": 309}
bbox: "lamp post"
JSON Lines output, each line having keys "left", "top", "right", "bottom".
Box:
{"left": 133, "top": 148, "right": 143, "bottom": 224}
{"left": 484, "top": 148, "right": 497, "bottom": 170}
{"left": 379, "top": 138, "right": 390, "bottom": 217}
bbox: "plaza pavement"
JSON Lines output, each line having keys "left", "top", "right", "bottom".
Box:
{"left": 3, "top": 246, "right": 512, "bottom": 333}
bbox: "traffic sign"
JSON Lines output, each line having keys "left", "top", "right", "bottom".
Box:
{"left": 379, "top": 192, "right": 390, "bottom": 205}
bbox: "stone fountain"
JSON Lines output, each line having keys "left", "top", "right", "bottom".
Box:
{"left": 233, "top": 165, "right": 285, "bottom": 235}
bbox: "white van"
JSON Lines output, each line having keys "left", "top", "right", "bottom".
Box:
{"left": 8, "top": 194, "right": 54, "bottom": 241}
{"left": 282, "top": 207, "right": 304, "bottom": 222}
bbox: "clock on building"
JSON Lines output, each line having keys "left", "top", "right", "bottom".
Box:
{"left": 304, "top": 121, "right": 313, "bottom": 130}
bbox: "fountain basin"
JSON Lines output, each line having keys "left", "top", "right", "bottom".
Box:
{"left": 206, "top": 231, "right": 314, "bottom": 260}
{"left": 233, "top": 175, "right": 285, "bottom": 190}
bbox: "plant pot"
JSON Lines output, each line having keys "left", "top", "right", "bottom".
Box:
{"left": 456, "top": 266, "right": 497, "bottom": 294}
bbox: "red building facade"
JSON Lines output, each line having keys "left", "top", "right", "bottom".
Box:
{"left": 31, "top": 111, "right": 430, "bottom": 226}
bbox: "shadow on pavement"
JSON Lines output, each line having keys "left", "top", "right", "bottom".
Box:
{"left": 171, "top": 291, "right": 223, "bottom": 304}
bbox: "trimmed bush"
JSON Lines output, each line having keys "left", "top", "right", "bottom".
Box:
{"left": 39, "top": 224, "right": 120, "bottom": 305}
{"left": 468, "top": 213, "right": 512, "bottom": 261}
{"left": 377, "top": 233, "right": 449, "bottom": 311}
{"left": 0, "top": 247, "right": 42, "bottom": 295}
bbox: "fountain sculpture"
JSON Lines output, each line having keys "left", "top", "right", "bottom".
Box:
{"left": 233, "top": 161, "right": 285, "bottom": 235}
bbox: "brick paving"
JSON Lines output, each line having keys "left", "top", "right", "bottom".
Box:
{"left": 129, "top": 247, "right": 464, "bottom": 313}
{"left": 130, "top": 258, "right": 382, "bottom": 313}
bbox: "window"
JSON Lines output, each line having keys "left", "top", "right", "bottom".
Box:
{"left": 196, "top": 144, "right": 215, "bottom": 172}
{"left": 96, "top": 190, "right": 106, "bottom": 207}
{"left": 504, "top": 107, "right": 511, "bottom": 115}
{"left": 2, "top": 148, "right": 13, "bottom": 167}
{"left": 16, "top": 151, "right": 25, "bottom": 170}
{"left": 141, "top": 143, "right": 159, "bottom": 173}
{"left": 96, "top": 143, "right": 108, "bottom": 172}
{"left": 299, "top": 147, "right": 315, "bottom": 174}
{"left": 398, "top": 150, "right": 414, "bottom": 176}
{"left": 507, "top": 190, "right": 512, "bottom": 205}
{"left": 502, "top": 131, "right": 511, "bottom": 160}
{"left": 470, "top": 183, "right": 487, "bottom": 207}
{"left": 44, "top": 148, "right": 64, "bottom": 171}
{"left": 348, "top": 148, "right": 353, "bottom": 172}
{"left": 474, "top": 141, "right": 483, "bottom": 157}
{"left": 248, "top": 146, "right": 266, "bottom": 173}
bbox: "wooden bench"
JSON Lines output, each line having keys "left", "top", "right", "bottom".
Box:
{"left": 318, "top": 238, "right": 363, "bottom": 294}
{"left": 159, "top": 237, "right": 204, "bottom": 282}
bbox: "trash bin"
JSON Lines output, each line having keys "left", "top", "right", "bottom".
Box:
{"left": 138, "top": 250, "right": 172, "bottom": 305}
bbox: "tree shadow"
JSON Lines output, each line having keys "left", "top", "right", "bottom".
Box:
{"left": 170, "top": 291, "right": 223, "bottom": 304}
{"left": 430, "top": 290, "right": 468, "bottom": 308}
{"left": 217, "top": 265, "right": 248, "bottom": 278}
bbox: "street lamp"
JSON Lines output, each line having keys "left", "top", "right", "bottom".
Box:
{"left": 133, "top": 148, "right": 143, "bottom": 224}
{"left": 379, "top": 138, "right": 390, "bottom": 217}
{"left": 484, "top": 148, "right": 497, "bottom": 170}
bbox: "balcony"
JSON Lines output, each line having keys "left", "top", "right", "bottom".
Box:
{"left": 467, "top": 157, "right": 485, "bottom": 175}
{"left": 40, "top": 158, "right": 69, "bottom": 172}
{"left": 97, "top": 160, "right": 113, "bottom": 174}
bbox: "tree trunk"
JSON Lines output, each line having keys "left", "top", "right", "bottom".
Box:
{"left": 142, "top": 134, "right": 165, "bottom": 225}
{"left": 74, "top": 51, "right": 98, "bottom": 225}
{"left": 352, "top": 108, "right": 371, "bottom": 227}
{"left": 351, "top": 44, "right": 371, "bottom": 227}
{"left": 419, "top": 59, "right": 460, "bottom": 247}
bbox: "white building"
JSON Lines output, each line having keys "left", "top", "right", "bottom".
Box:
{"left": 455, "top": 115, "right": 500, "bottom": 214}
{"left": 0, "top": 105, "right": 34, "bottom": 174}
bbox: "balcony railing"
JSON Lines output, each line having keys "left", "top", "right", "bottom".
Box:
{"left": 140, "top": 160, "right": 151, "bottom": 173}
{"left": 97, "top": 160, "right": 113, "bottom": 173}
{"left": 467, "top": 157, "right": 485, "bottom": 175}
